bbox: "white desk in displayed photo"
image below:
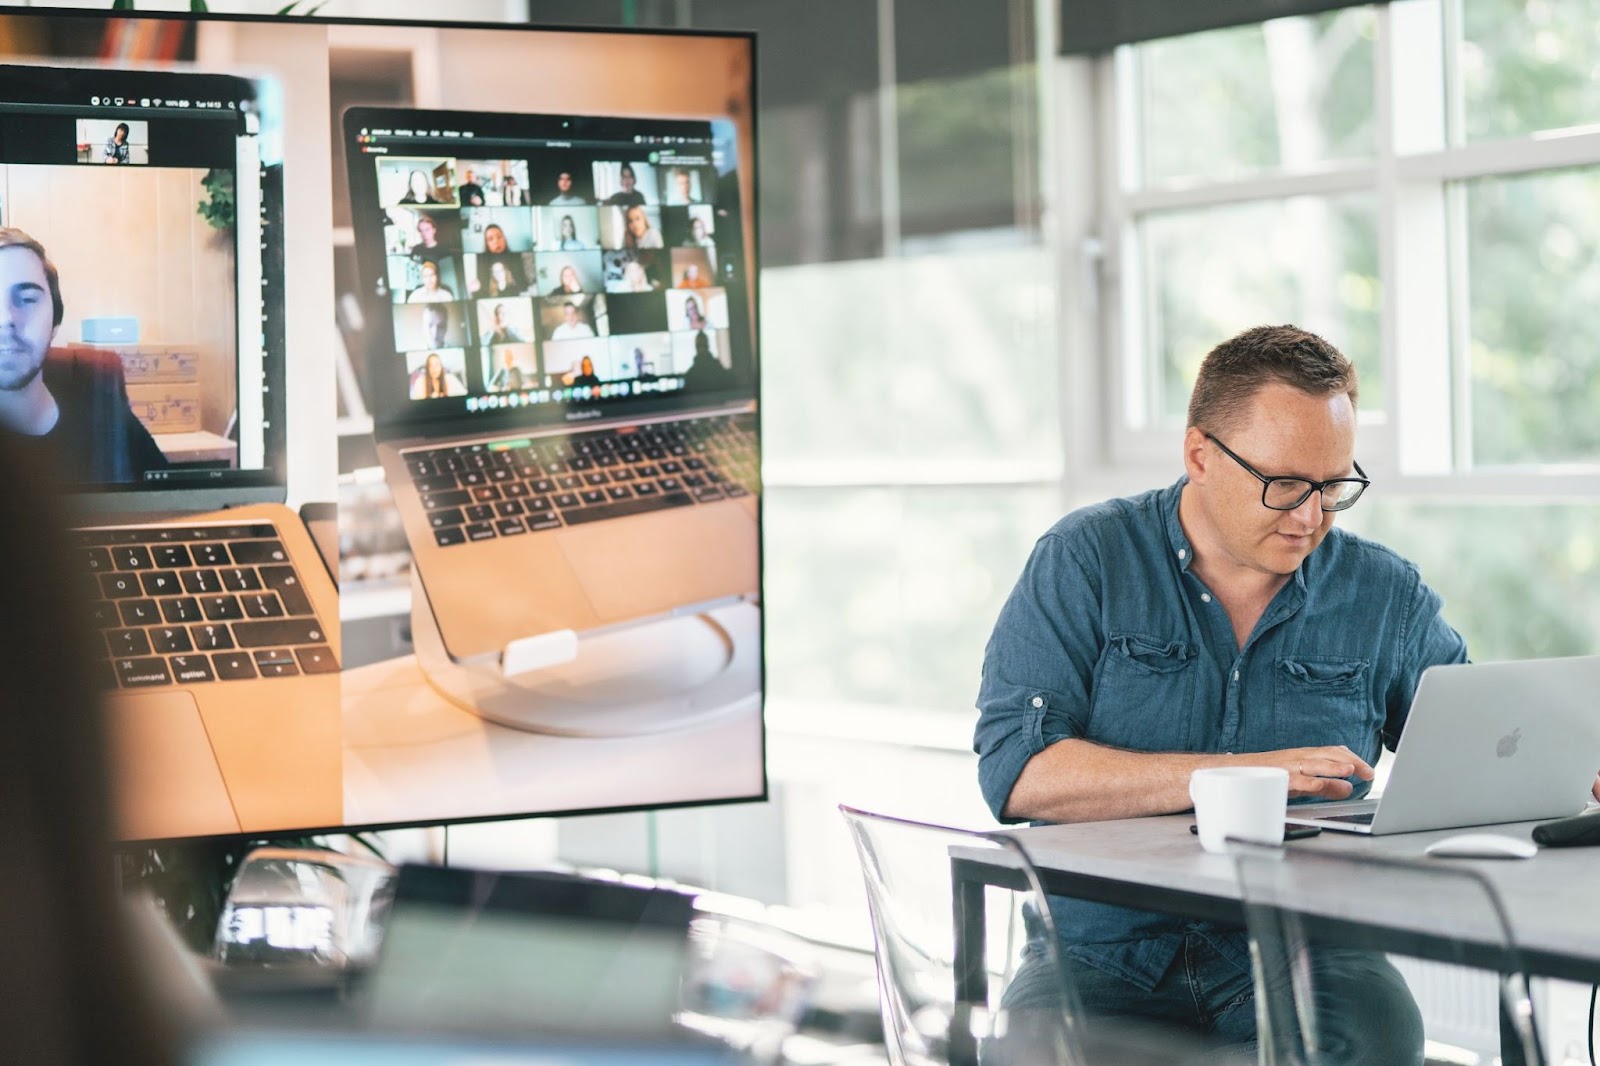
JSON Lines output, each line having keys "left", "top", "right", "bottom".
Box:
{"left": 950, "top": 813, "right": 1600, "bottom": 1066}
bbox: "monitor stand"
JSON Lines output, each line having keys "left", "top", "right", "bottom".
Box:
{"left": 409, "top": 571, "right": 760, "bottom": 737}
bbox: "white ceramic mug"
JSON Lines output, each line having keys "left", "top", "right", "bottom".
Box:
{"left": 1189, "top": 767, "right": 1290, "bottom": 854}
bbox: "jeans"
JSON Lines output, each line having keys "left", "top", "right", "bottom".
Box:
{"left": 1002, "top": 929, "right": 1425, "bottom": 1065}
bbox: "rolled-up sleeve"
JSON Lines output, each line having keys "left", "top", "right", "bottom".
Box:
{"left": 974, "top": 530, "right": 1106, "bottom": 823}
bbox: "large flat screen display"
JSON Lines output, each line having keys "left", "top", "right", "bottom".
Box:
{"left": 0, "top": 8, "right": 763, "bottom": 842}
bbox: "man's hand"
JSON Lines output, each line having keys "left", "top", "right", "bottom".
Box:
{"left": 1241, "top": 745, "right": 1376, "bottom": 801}
{"left": 1591, "top": 773, "right": 1599, "bottom": 804}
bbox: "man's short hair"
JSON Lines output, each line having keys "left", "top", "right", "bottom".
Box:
{"left": 0, "top": 227, "right": 64, "bottom": 327}
{"left": 1186, "top": 324, "right": 1358, "bottom": 434}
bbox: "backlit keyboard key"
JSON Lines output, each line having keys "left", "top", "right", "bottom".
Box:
{"left": 229, "top": 540, "right": 288, "bottom": 566}
{"left": 295, "top": 646, "right": 340, "bottom": 674}
{"left": 253, "top": 649, "right": 300, "bottom": 678}
{"left": 231, "top": 618, "right": 329, "bottom": 647}
{"left": 115, "top": 657, "right": 171, "bottom": 688}
{"left": 151, "top": 627, "right": 194, "bottom": 654}
{"left": 211, "top": 651, "right": 256, "bottom": 680}
{"left": 190, "top": 624, "right": 234, "bottom": 651}
{"left": 202, "top": 595, "right": 244, "bottom": 621}
{"left": 168, "top": 654, "right": 214, "bottom": 684}
{"left": 114, "top": 545, "right": 154, "bottom": 570}
{"left": 161, "top": 597, "right": 202, "bottom": 624}
{"left": 108, "top": 628, "right": 152, "bottom": 657}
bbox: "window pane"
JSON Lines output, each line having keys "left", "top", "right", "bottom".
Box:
{"left": 763, "top": 486, "right": 1061, "bottom": 712}
{"left": 897, "top": 65, "right": 1042, "bottom": 238}
{"left": 1140, "top": 195, "right": 1381, "bottom": 424}
{"left": 1461, "top": 0, "right": 1600, "bottom": 141}
{"left": 1341, "top": 501, "right": 1600, "bottom": 660}
{"left": 1465, "top": 167, "right": 1600, "bottom": 466}
{"left": 1135, "top": 9, "right": 1376, "bottom": 186}
{"left": 761, "top": 247, "right": 1059, "bottom": 466}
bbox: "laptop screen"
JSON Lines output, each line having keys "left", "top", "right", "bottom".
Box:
{"left": 0, "top": 64, "right": 281, "bottom": 493}
{"left": 345, "top": 107, "right": 756, "bottom": 436}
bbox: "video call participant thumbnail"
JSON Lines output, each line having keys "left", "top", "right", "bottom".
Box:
{"left": 407, "top": 349, "right": 468, "bottom": 400}
{"left": 404, "top": 211, "right": 462, "bottom": 257}
{"left": 536, "top": 207, "right": 599, "bottom": 251}
{"left": 607, "top": 332, "right": 672, "bottom": 381}
{"left": 595, "top": 161, "right": 657, "bottom": 207}
{"left": 604, "top": 291, "right": 668, "bottom": 337}
{"left": 482, "top": 343, "right": 537, "bottom": 392}
{"left": 662, "top": 205, "right": 718, "bottom": 272}
{"left": 393, "top": 303, "right": 465, "bottom": 353}
{"left": 456, "top": 160, "right": 530, "bottom": 208}
{"left": 0, "top": 228, "right": 167, "bottom": 483}
{"left": 603, "top": 250, "right": 666, "bottom": 294}
{"left": 476, "top": 298, "right": 535, "bottom": 346}
{"left": 543, "top": 165, "right": 594, "bottom": 207}
{"left": 469, "top": 253, "right": 531, "bottom": 299}
{"left": 405, "top": 258, "right": 458, "bottom": 304}
{"left": 543, "top": 341, "right": 604, "bottom": 388}
{"left": 383, "top": 160, "right": 456, "bottom": 206}
{"left": 545, "top": 298, "right": 598, "bottom": 342}
{"left": 663, "top": 164, "right": 714, "bottom": 206}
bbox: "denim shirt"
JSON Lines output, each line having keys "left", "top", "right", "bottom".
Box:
{"left": 974, "top": 478, "right": 1468, "bottom": 990}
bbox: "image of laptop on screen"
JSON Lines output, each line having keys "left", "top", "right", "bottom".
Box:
{"left": 344, "top": 107, "right": 759, "bottom": 669}
{"left": 1285, "top": 656, "right": 1600, "bottom": 835}
{"left": 0, "top": 65, "right": 342, "bottom": 840}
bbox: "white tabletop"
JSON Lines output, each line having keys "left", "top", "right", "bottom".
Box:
{"left": 957, "top": 813, "right": 1600, "bottom": 981}
{"left": 341, "top": 653, "right": 765, "bottom": 827}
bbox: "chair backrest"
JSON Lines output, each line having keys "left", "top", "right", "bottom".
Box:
{"left": 838, "top": 805, "right": 1088, "bottom": 1066}
{"left": 1232, "top": 842, "right": 1543, "bottom": 1066}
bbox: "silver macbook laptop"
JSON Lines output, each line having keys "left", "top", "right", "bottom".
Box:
{"left": 1286, "top": 655, "right": 1600, "bottom": 835}
{"left": 343, "top": 107, "right": 760, "bottom": 670}
{"left": 0, "top": 64, "right": 342, "bottom": 840}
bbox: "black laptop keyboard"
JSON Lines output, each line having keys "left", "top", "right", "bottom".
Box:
{"left": 74, "top": 522, "right": 338, "bottom": 691}
{"left": 407, "top": 413, "right": 758, "bottom": 549}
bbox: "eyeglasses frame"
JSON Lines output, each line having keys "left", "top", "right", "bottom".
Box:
{"left": 1203, "top": 433, "right": 1370, "bottom": 512}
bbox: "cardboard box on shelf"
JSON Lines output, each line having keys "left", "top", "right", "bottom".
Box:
{"left": 127, "top": 382, "right": 202, "bottom": 434}
{"left": 119, "top": 346, "right": 201, "bottom": 384}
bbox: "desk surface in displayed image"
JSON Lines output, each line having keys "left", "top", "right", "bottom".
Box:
{"left": 340, "top": 653, "right": 765, "bottom": 828}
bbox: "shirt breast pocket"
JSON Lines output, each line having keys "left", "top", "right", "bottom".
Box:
{"left": 1087, "top": 634, "right": 1197, "bottom": 750}
{"left": 1272, "top": 655, "right": 1375, "bottom": 752}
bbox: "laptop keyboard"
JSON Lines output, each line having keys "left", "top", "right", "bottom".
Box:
{"left": 406, "top": 413, "right": 758, "bottom": 549}
{"left": 75, "top": 522, "right": 338, "bottom": 690}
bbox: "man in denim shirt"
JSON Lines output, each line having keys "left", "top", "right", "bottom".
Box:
{"left": 976, "top": 325, "right": 1462, "bottom": 1062}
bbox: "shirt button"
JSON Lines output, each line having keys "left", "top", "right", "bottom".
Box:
{"left": 1177, "top": 548, "right": 1187, "bottom": 559}
{"left": 1031, "top": 696, "right": 1043, "bottom": 708}
{"left": 1234, "top": 671, "right": 1240, "bottom": 682}
{"left": 1201, "top": 593, "right": 1212, "bottom": 603}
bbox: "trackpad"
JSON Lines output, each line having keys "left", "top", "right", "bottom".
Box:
{"left": 107, "top": 690, "right": 240, "bottom": 839}
{"left": 558, "top": 505, "right": 758, "bottom": 623}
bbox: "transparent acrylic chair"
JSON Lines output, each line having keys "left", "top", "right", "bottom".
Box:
{"left": 839, "top": 805, "right": 1089, "bottom": 1066}
{"left": 1232, "top": 842, "right": 1544, "bottom": 1066}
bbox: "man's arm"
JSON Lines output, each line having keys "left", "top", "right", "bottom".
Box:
{"left": 1002, "top": 737, "right": 1375, "bottom": 824}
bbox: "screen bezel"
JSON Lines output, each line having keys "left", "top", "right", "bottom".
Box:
{"left": 0, "top": 6, "right": 770, "bottom": 846}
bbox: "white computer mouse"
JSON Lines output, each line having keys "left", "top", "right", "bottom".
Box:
{"left": 1423, "top": 833, "right": 1538, "bottom": 859}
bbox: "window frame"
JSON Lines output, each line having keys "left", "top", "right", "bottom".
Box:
{"left": 1083, "top": 0, "right": 1600, "bottom": 499}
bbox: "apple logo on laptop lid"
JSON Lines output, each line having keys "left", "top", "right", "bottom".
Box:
{"left": 1496, "top": 727, "right": 1522, "bottom": 758}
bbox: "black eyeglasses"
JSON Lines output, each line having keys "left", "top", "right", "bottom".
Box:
{"left": 1205, "top": 433, "right": 1370, "bottom": 512}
